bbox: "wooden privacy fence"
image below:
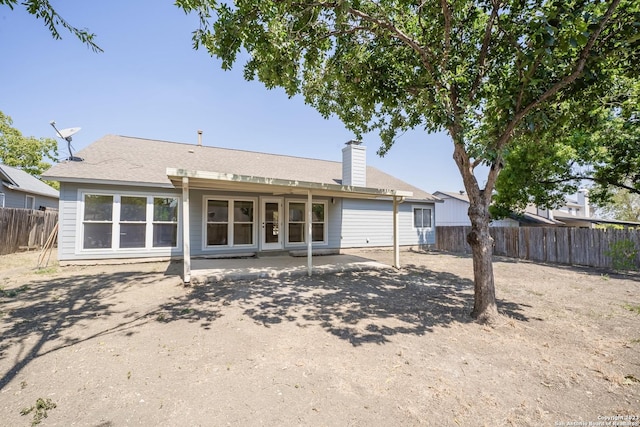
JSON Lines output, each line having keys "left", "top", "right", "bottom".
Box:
{"left": 0, "top": 208, "right": 59, "bottom": 255}
{"left": 436, "top": 226, "right": 640, "bottom": 269}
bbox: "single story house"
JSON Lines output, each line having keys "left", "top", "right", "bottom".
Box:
{"left": 44, "top": 135, "right": 439, "bottom": 282}
{"left": 0, "top": 163, "right": 59, "bottom": 210}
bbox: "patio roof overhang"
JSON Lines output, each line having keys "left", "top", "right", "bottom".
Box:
{"left": 166, "top": 167, "right": 409, "bottom": 285}
{"left": 166, "top": 168, "right": 413, "bottom": 200}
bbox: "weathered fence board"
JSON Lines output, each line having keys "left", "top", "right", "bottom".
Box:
{"left": 436, "top": 226, "right": 640, "bottom": 270}
{"left": 0, "top": 208, "right": 59, "bottom": 255}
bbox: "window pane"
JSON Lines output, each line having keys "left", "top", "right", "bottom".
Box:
{"left": 154, "top": 197, "right": 178, "bottom": 222}
{"left": 423, "top": 209, "right": 432, "bottom": 227}
{"left": 207, "top": 200, "right": 228, "bottom": 222}
{"left": 312, "top": 223, "right": 324, "bottom": 242}
{"left": 234, "top": 201, "right": 253, "bottom": 222}
{"left": 289, "top": 203, "right": 305, "bottom": 222}
{"left": 234, "top": 224, "right": 253, "bottom": 245}
{"left": 120, "top": 224, "right": 146, "bottom": 248}
{"left": 153, "top": 224, "right": 177, "bottom": 247}
{"left": 121, "top": 196, "right": 146, "bottom": 221}
{"left": 289, "top": 223, "right": 304, "bottom": 243}
{"left": 207, "top": 223, "right": 228, "bottom": 245}
{"left": 312, "top": 203, "right": 324, "bottom": 222}
{"left": 84, "top": 223, "right": 112, "bottom": 249}
{"left": 84, "top": 195, "right": 113, "bottom": 221}
{"left": 413, "top": 209, "right": 423, "bottom": 228}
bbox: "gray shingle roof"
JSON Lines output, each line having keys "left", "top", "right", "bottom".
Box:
{"left": 44, "top": 135, "right": 437, "bottom": 201}
{"left": 0, "top": 164, "right": 59, "bottom": 198}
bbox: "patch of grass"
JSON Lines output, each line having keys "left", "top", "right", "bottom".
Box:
{"left": 35, "top": 267, "right": 57, "bottom": 275}
{"left": 623, "top": 304, "right": 640, "bottom": 315}
{"left": 0, "top": 285, "right": 29, "bottom": 298}
{"left": 20, "top": 398, "right": 57, "bottom": 426}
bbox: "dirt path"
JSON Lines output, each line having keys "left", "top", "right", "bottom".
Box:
{"left": 0, "top": 249, "right": 638, "bottom": 426}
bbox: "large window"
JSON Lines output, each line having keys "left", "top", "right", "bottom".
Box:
{"left": 413, "top": 207, "right": 432, "bottom": 228}
{"left": 153, "top": 198, "right": 178, "bottom": 247}
{"left": 286, "top": 201, "right": 327, "bottom": 244}
{"left": 81, "top": 193, "right": 178, "bottom": 250}
{"left": 120, "top": 196, "right": 146, "bottom": 248}
{"left": 205, "top": 198, "right": 255, "bottom": 248}
{"left": 84, "top": 194, "right": 114, "bottom": 249}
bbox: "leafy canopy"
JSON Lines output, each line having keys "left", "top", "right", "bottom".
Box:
{"left": 0, "top": 0, "right": 102, "bottom": 52}
{"left": 0, "top": 111, "right": 58, "bottom": 178}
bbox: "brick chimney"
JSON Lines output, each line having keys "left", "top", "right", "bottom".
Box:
{"left": 342, "top": 140, "right": 366, "bottom": 186}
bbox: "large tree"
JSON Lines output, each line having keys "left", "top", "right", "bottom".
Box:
{"left": 177, "top": 0, "right": 639, "bottom": 323}
{"left": 0, "top": 111, "right": 58, "bottom": 178}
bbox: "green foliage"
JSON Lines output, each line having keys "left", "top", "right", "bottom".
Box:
{"left": 605, "top": 239, "right": 639, "bottom": 271}
{"left": 20, "top": 397, "right": 57, "bottom": 426}
{"left": 0, "top": 0, "right": 102, "bottom": 52}
{"left": 598, "top": 189, "right": 640, "bottom": 222}
{"left": 0, "top": 111, "right": 58, "bottom": 178}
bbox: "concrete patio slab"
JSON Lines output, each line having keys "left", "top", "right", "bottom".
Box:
{"left": 190, "top": 253, "right": 392, "bottom": 284}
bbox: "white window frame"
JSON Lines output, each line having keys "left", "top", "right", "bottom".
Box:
{"left": 412, "top": 205, "right": 433, "bottom": 229}
{"left": 0, "top": 192, "right": 5, "bottom": 207}
{"left": 77, "top": 190, "right": 180, "bottom": 253}
{"left": 202, "top": 196, "right": 257, "bottom": 250}
{"left": 25, "top": 195, "right": 35, "bottom": 210}
{"left": 285, "top": 200, "right": 328, "bottom": 246}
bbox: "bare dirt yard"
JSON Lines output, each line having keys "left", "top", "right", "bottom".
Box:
{"left": 0, "top": 248, "right": 638, "bottom": 426}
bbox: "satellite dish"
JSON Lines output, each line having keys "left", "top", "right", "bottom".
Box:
{"left": 57, "top": 127, "right": 81, "bottom": 141}
{"left": 50, "top": 121, "right": 83, "bottom": 162}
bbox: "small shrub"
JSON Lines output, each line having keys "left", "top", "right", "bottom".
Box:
{"left": 605, "top": 239, "right": 639, "bottom": 272}
{"left": 20, "top": 397, "right": 57, "bottom": 426}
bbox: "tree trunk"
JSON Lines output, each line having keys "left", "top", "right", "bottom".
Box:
{"left": 466, "top": 201, "right": 500, "bottom": 324}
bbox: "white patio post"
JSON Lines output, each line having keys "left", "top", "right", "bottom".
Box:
{"left": 307, "top": 189, "right": 313, "bottom": 276}
{"left": 182, "top": 176, "right": 191, "bottom": 284}
{"left": 393, "top": 195, "right": 400, "bottom": 269}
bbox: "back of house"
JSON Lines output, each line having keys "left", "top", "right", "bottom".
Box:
{"left": 44, "top": 135, "right": 439, "bottom": 263}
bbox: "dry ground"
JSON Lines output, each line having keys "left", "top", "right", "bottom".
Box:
{"left": 0, "top": 249, "right": 639, "bottom": 426}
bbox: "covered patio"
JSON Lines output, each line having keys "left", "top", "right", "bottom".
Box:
{"left": 167, "top": 167, "right": 412, "bottom": 284}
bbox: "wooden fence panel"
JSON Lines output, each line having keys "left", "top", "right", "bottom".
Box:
{"left": 0, "top": 208, "right": 59, "bottom": 255}
{"left": 436, "top": 225, "right": 640, "bottom": 270}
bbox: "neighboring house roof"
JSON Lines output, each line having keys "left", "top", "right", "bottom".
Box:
{"left": 433, "top": 191, "right": 469, "bottom": 203}
{"left": 552, "top": 214, "right": 640, "bottom": 228}
{"left": 44, "top": 135, "right": 438, "bottom": 201}
{"left": 434, "top": 190, "right": 565, "bottom": 225}
{"left": 0, "top": 164, "right": 59, "bottom": 199}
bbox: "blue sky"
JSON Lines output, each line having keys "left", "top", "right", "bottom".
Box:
{"left": 1, "top": 1, "right": 467, "bottom": 193}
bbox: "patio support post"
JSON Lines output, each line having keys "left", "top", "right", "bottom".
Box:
{"left": 182, "top": 176, "right": 191, "bottom": 284}
{"left": 307, "top": 189, "right": 312, "bottom": 276}
{"left": 393, "top": 195, "right": 400, "bottom": 269}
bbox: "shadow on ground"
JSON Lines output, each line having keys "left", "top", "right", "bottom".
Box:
{"left": 0, "top": 262, "right": 529, "bottom": 391}
{"left": 0, "top": 266, "right": 182, "bottom": 390}
{"left": 159, "top": 264, "right": 531, "bottom": 346}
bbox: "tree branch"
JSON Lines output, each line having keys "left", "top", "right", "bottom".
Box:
{"left": 495, "top": 0, "right": 622, "bottom": 150}
{"left": 469, "top": 0, "right": 501, "bottom": 101}
{"left": 541, "top": 175, "right": 640, "bottom": 195}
